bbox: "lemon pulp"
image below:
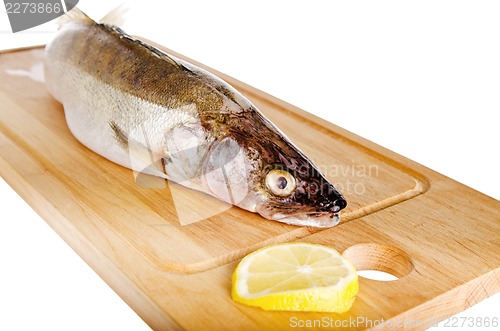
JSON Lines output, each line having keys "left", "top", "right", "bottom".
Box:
{"left": 232, "top": 242, "right": 358, "bottom": 312}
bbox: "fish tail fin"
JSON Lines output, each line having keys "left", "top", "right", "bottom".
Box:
{"left": 57, "top": 7, "right": 94, "bottom": 28}
{"left": 99, "top": 3, "right": 129, "bottom": 27}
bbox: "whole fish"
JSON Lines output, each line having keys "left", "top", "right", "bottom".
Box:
{"left": 44, "top": 8, "right": 347, "bottom": 227}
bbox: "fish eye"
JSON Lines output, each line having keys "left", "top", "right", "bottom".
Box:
{"left": 265, "top": 169, "right": 296, "bottom": 197}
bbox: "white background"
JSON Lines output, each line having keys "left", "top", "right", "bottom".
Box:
{"left": 0, "top": 1, "right": 498, "bottom": 330}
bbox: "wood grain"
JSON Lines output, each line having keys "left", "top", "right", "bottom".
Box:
{"left": 0, "top": 46, "right": 498, "bottom": 331}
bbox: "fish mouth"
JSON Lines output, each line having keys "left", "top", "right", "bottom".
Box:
{"left": 270, "top": 211, "right": 341, "bottom": 228}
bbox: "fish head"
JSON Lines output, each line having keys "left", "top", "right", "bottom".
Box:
{"left": 241, "top": 112, "right": 347, "bottom": 228}
{"left": 254, "top": 159, "right": 347, "bottom": 228}
{"left": 202, "top": 109, "right": 346, "bottom": 228}
{"left": 202, "top": 135, "right": 346, "bottom": 228}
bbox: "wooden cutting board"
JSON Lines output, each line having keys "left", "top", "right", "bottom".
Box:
{"left": 0, "top": 46, "right": 498, "bottom": 330}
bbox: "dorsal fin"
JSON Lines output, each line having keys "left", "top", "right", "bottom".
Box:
{"left": 99, "top": 3, "right": 128, "bottom": 27}
{"left": 57, "top": 7, "right": 94, "bottom": 28}
{"left": 60, "top": 5, "right": 188, "bottom": 72}
{"left": 58, "top": 4, "right": 128, "bottom": 29}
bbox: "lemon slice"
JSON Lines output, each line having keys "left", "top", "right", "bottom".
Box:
{"left": 232, "top": 242, "right": 358, "bottom": 312}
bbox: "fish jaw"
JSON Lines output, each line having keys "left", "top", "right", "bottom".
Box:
{"left": 255, "top": 200, "right": 343, "bottom": 228}
{"left": 270, "top": 212, "right": 341, "bottom": 228}
{"left": 275, "top": 213, "right": 340, "bottom": 228}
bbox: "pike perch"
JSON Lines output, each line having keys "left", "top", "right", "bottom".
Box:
{"left": 44, "top": 8, "right": 347, "bottom": 227}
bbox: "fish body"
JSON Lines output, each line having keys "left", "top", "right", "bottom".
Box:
{"left": 44, "top": 9, "right": 347, "bottom": 227}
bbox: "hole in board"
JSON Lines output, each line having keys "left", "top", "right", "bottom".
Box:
{"left": 343, "top": 243, "right": 413, "bottom": 281}
{"left": 357, "top": 270, "right": 399, "bottom": 281}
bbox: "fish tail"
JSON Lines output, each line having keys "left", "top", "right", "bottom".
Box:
{"left": 57, "top": 4, "right": 128, "bottom": 29}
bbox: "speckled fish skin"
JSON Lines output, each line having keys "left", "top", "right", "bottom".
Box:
{"left": 44, "top": 9, "right": 347, "bottom": 227}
